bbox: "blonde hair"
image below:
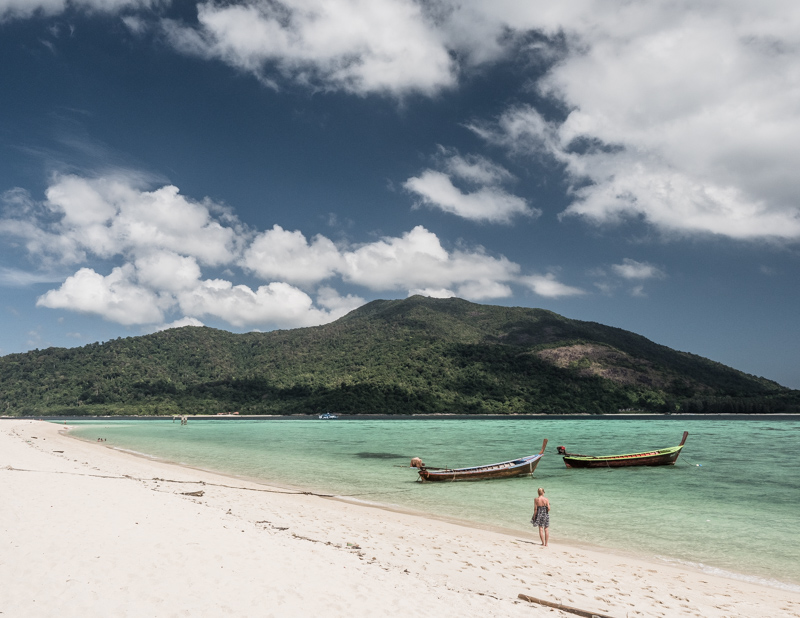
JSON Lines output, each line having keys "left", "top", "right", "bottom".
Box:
{"left": 537, "top": 487, "right": 545, "bottom": 496}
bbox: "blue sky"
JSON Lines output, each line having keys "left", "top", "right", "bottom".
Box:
{"left": 1, "top": 0, "right": 798, "bottom": 389}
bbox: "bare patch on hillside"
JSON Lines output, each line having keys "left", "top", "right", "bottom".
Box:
{"left": 536, "top": 344, "right": 670, "bottom": 388}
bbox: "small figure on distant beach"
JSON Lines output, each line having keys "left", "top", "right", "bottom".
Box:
{"left": 531, "top": 487, "right": 550, "bottom": 546}
{"left": 410, "top": 457, "right": 425, "bottom": 468}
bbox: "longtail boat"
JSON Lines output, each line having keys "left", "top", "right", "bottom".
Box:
{"left": 556, "top": 432, "right": 688, "bottom": 468}
{"left": 417, "top": 439, "right": 547, "bottom": 482}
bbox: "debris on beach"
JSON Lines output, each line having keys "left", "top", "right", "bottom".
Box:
{"left": 518, "top": 593, "right": 614, "bottom": 617}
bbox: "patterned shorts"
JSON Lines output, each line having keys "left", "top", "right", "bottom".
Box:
{"left": 532, "top": 508, "right": 549, "bottom": 528}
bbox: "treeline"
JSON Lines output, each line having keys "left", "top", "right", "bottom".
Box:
{"left": 678, "top": 394, "right": 800, "bottom": 415}
{"left": 1, "top": 296, "right": 795, "bottom": 416}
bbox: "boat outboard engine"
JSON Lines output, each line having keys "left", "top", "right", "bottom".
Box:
{"left": 556, "top": 446, "right": 567, "bottom": 456}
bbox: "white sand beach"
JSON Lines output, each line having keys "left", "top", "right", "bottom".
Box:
{"left": 1, "top": 419, "right": 798, "bottom": 617}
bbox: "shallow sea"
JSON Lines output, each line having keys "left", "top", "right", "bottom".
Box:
{"left": 65, "top": 417, "right": 800, "bottom": 589}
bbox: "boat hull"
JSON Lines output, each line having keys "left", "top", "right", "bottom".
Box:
{"left": 560, "top": 432, "right": 688, "bottom": 469}
{"left": 563, "top": 449, "right": 682, "bottom": 468}
{"left": 419, "top": 456, "right": 543, "bottom": 482}
{"left": 418, "top": 439, "right": 548, "bottom": 482}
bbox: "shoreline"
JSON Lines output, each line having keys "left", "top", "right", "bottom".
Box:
{"left": 70, "top": 424, "right": 800, "bottom": 595}
{"left": 70, "top": 430, "right": 653, "bottom": 564}
{"left": 4, "top": 413, "right": 800, "bottom": 421}
{"left": 2, "top": 419, "right": 799, "bottom": 617}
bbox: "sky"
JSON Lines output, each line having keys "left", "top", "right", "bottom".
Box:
{"left": 0, "top": 0, "right": 798, "bottom": 389}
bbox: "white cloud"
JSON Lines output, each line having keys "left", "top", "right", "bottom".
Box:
{"left": 404, "top": 148, "right": 538, "bottom": 224}
{"left": 46, "top": 174, "right": 117, "bottom": 227}
{"left": 36, "top": 265, "right": 165, "bottom": 325}
{"left": 611, "top": 258, "right": 665, "bottom": 280}
{"left": 243, "top": 225, "right": 528, "bottom": 300}
{"left": 175, "top": 279, "right": 338, "bottom": 328}
{"left": 122, "top": 14, "right": 147, "bottom": 35}
{"left": 35, "top": 263, "right": 362, "bottom": 329}
{"left": 168, "top": 280, "right": 362, "bottom": 329}
{"left": 0, "top": 0, "right": 65, "bottom": 20}
{"left": 468, "top": 106, "right": 560, "bottom": 157}
{"left": 340, "top": 225, "right": 521, "bottom": 294}
{"left": 4, "top": 173, "right": 585, "bottom": 327}
{"left": 442, "top": 152, "right": 514, "bottom": 185}
{"left": 241, "top": 225, "right": 343, "bottom": 286}
{"left": 4, "top": 175, "right": 243, "bottom": 267}
{"left": 465, "top": 2, "right": 800, "bottom": 240}
{"left": 455, "top": 279, "right": 512, "bottom": 300}
{"left": 0, "top": 267, "right": 63, "bottom": 287}
{"left": 520, "top": 273, "right": 585, "bottom": 298}
{"left": 0, "top": 0, "right": 159, "bottom": 21}
{"left": 135, "top": 251, "right": 202, "bottom": 292}
{"left": 407, "top": 287, "right": 455, "bottom": 299}
{"left": 163, "top": 0, "right": 455, "bottom": 96}
{"left": 315, "top": 286, "right": 365, "bottom": 315}
{"left": 407, "top": 282, "right": 513, "bottom": 301}
{"left": 154, "top": 316, "right": 205, "bottom": 331}
{"left": 10, "top": 1, "right": 798, "bottom": 246}
{"left": 593, "top": 281, "right": 615, "bottom": 296}
{"left": 240, "top": 223, "right": 526, "bottom": 296}
{"left": 8, "top": 0, "right": 800, "bottom": 255}
{"left": 404, "top": 170, "right": 535, "bottom": 224}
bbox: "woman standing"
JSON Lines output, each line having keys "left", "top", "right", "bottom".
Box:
{"left": 531, "top": 487, "right": 550, "bottom": 546}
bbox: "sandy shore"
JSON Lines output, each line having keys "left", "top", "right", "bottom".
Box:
{"left": 1, "top": 420, "right": 798, "bottom": 617}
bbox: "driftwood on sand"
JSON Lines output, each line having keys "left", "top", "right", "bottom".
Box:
{"left": 517, "top": 593, "right": 615, "bottom": 618}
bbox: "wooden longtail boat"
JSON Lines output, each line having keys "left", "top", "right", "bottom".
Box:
{"left": 417, "top": 439, "right": 547, "bottom": 482}
{"left": 556, "top": 431, "right": 688, "bottom": 468}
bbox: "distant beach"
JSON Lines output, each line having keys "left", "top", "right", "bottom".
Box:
{"left": 2, "top": 418, "right": 799, "bottom": 617}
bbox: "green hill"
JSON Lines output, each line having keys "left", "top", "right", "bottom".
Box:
{"left": 1, "top": 296, "right": 797, "bottom": 416}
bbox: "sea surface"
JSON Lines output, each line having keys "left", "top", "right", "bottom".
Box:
{"left": 64, "top": 417, "right": 800, "bottom": 589}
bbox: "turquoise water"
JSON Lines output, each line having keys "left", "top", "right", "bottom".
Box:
{"left": 66, "top": 418, "right": 800, "bottom": 588}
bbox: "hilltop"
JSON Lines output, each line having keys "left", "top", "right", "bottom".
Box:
{"left": 1, "top": 296, "right": 797, "bottom": 416}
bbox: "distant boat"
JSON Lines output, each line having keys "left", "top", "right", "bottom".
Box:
{"left": 417, "top": 439, "right": 547, "bottom": 482}
{"left": 557, "top": 431, "right": 688, "bottom": 468}
{"left": 318, "top": 412, "right": 338, "bottom": 420}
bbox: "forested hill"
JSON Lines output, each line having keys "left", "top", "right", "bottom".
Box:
{"left": 1, "top": 296, "right": 797, "bottom": 416}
